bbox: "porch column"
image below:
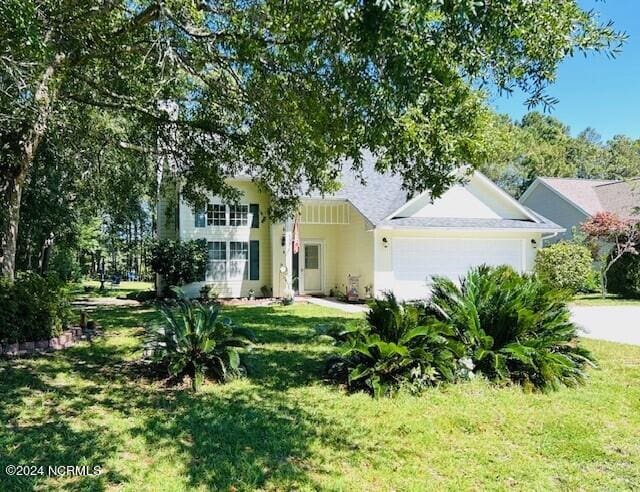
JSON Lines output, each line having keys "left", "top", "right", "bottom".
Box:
{"left": 270, "top": 219, "right": 293, "bottom": 298}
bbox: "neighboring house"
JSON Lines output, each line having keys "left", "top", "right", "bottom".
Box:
{"left": 519, "top": 177, "right": 640, "bottom": 244}
{"left": 158, "top": 155, "right": 563, "bottom": 300}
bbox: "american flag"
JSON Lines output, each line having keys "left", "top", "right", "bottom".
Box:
{"left": 292, "top": 216, "right": 300, "bottom": 254}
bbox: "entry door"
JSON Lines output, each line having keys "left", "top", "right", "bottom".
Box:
{"left": 301, "top": 242, "right": 322, "bottom": 293}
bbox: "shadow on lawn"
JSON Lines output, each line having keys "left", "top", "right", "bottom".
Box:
{"left": 0, "top": 304, "right": 354, "bottom": 490}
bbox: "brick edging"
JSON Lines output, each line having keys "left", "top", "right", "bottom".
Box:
{"left": 0, "top": 326, "right": 101, "bottom": 357}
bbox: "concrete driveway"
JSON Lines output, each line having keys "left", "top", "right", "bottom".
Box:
{"left": 571, "top": 306, "right": 640, "bottom": 345}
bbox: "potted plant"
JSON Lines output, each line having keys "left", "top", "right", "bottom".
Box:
{"left": 248, "top": 288, "right": 256, "bottom": 300}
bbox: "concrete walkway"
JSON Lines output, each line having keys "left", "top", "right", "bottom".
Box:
{"left": 571, "top": 306, "right": 640, "bottom": 346}
{"left": 298, "top": 296, "right": 368, "bottom": 314}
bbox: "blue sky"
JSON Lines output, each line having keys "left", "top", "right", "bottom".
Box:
{"left": 491, "top": 0, "right": 640, "bottom": 141}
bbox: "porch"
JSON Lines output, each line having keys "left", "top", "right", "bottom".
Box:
{"left": 270, "top": 200, "right": 375, "bottom": 300}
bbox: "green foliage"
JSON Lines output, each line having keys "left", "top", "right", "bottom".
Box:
{"left": 148, "top": 293, "right": 254, "bottom": 391}
{"left": 330, "top": 293, "right": 458, "bottom": 397}
{"left": 149, "top": 239, "right": 208, "bottom": 290}
{"left": 534, "top": 242, "right": 593, "bottom": 293}
{"left": 0, "top": 273, "right": 71, "bottom": 343}
{"left": 427, "top": 266, "right": 595, "bottom": 392}
{"left": 481, "top": 112, "right": 640, "bottom": 197}
{"left": 49, "top": 246, "right": 83, "bottom": 282}
{"left": 607, "top": 253, "right": 640, "bottom": 298}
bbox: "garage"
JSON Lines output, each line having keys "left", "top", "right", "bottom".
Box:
{"left": 392, "top": 237, "right": 524, "bottom": 300}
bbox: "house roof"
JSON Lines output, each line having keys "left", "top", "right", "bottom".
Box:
{"left": 377, "top": 215, "right": 562, "bottom": 231}
{"left": 311, "top": 151, "right": 563, "bottom": 232}
{"left": 594, "top": 179, "right": 640, "bottom": 220}
{"left": 307, "top": 150, "right": 408, "bottom": 225}
{"left": 529, "top": 177, "right": 640, "bottom": 220}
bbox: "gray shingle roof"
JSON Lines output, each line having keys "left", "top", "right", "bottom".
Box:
{"left": 307, "top": 150, "right": 408, "bottom": 225}
{"left": 537, "top": 176, "right": 640, "bottom": 220}
{"left": 538, "top": 177, "right": 617, "bottom": 215}
{"left": 309, "top": 152, "right": 563, "bottom": 232}
{"left": 378, "top": 216, "right": 563, "bottom": 231}
{"left": 594, "top": 179, "right": 640, "bottom": 221}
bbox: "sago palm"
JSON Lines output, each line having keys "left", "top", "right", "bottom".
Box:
{"left": 148, "top": 292, "right": 254, "bottom": 391}
{"left": 427, "top": 265, "right": 596, "bottom": 391}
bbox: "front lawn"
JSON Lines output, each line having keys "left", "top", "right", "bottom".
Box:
{"left": 572, "top": 293, "right": 640, "bottom": 307}
{"left": 1, "top": 302, "right": 639, "bottom": 490}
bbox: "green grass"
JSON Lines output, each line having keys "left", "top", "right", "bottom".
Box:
{"left": 1, "top": 303, "right": 640, "bottom": 491}
{"left": 69, "top": 280, "right": 154, "bottom": 299}
{"left": 572, "top": 293, "right": 640, "bottom": 306}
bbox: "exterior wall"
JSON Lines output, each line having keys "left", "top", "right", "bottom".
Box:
{"left": 520, "top": 184, "right": 589, "bottom": 244}
{"left": 399, "top": 174, "right": 530, "bottom": 220}
{"left": 178, "top": 180, "right": 272, "bottom": 298}
{"left": 373, "top": 228, "right": 542, "bottom": 298}
{"left": 334, "top": 211, "right": 375, "bottom": 298}
{"left": 297, "top": 206, "right": 375, "bottom": 299}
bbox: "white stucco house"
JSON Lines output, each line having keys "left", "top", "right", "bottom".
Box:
{"left": 158, "top": 155, "right": 563, "bottom": 301}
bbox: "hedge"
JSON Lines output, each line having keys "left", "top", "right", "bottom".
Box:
{"left": 0, "top": 273, "right": 72, "bottom": 343}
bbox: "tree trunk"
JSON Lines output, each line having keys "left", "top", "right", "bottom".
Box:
{"left": 0, "top": 56, "right": 63, "bottom": 281}
{"left": 1, "top": 173, "right": 26, "bottom": 281}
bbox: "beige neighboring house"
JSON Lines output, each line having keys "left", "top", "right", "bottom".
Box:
{"left": 158, "top": 154, "right": 563, "bottom": 301}
{"left": 519, "top": 177, "right": 640, "bottom": 244}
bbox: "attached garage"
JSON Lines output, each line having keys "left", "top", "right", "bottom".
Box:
{"left": 391, "top": 237, "right": 525, "bottom": 300}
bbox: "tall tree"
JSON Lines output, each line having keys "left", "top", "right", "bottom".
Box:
{"left": 0, "top": 0, "right": 624, "bottom": 280}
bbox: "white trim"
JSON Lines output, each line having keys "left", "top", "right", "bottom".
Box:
{"left": 380, "top": 189, "right": 429, "bottom": 221}
{"left": 376, "top": 225, "right": 563, "bottom": 233}
{"left": 519, "top": 178, "right": 593, "bottom": 218}
{"left": 473, "top": 171, "right": 541, "bottom": 223}
{"left": 299, "top": 239, "right": 325, "bottom": 294}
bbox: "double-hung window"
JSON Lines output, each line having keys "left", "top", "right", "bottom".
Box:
{"left": 229, "top": 241, "right": 249, "bottom": 280}
{"left": 229, "top": 205, "right": 249, "bottom": 227}
{"left": 207, "top": 204, "right": 226, "bottom": 226}
{"left": 208, "top": 241, "right": 227, "bottom": 281}
{"left": 206, "top": 240, "right": 259, "bottom": 281}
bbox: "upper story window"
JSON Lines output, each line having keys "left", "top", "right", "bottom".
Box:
{"left": 195, "top": 203, "right": 257, "bottom": 228}
{"left": 229, "top": 204, "right": 249, "bottom": 227}
{"left": 207, "top": 204, "right": 226, "bottom": 226}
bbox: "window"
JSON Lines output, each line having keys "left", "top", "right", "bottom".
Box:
{"left": 207, "top": 203, "right": 226, "bottom": 226}
{"left": 304, "top": 244, "right": 319, "bottom": 269}
{"left": 195, "top": 209, "right": 206, "bottom": 228}
{"left": 229, "top": 241, "right": 249, "bottom": 280}
{"left": 207, "top": 241, "right": 227, "bottom": 281}
{"left": 229, "top": 204, "right": 249, "bottom": 227}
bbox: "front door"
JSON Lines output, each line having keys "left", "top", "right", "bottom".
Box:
{"left": 301, "top": 242, "right": 322, "bottom": 293}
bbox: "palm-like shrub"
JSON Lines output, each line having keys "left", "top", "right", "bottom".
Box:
{"left": 427, "top": 265, "right": 595, "bottom": 392}
{"left": 331, "top": 293, "right": 459, "bottom": 397}
{"left": 148, "top": 294, "right": 254, "bottom": 391}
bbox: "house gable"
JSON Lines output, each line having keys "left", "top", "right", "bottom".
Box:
{"left": 392, "top": 172, "right": 534, "bottom": 221}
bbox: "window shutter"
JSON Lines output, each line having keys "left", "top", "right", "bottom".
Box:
{"left": 249, "top": 240, "right": 259, "bottom": 280}
{"left": 250, "top": 203, "right": 260, "bottom": 228}
{"left": 195, "top": 209, "right": 206, "bottom": 228}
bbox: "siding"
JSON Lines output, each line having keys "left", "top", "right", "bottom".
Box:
{"left": 520, "top": 184, "right": 589, "bottom": 243}
{"left": 178, "top": 180, "right": 272, "bottom": 298}
{"left": 297, "top": 205, "right": 375, "bottom": 298}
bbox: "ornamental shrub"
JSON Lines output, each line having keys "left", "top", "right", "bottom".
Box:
{"left": 607, "top": 252, "right": 640, "bottom": 298}
{"left": 149, "top": 239, "right": 208, "bottom": 292}
{"left": 327, "top": 293, "right": 459, "bottom": 397}
{"left": 0, "top": 273, "right": 72, "bottom": 343}
{"left": 427, "top": 265, "right": 595, "bottom": 392}
{"left": 534, "top": 242, "right": 593, "bottom": 293}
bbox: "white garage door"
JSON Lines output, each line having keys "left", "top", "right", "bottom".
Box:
{"left": 392, "top": 237, "right": 523, "bottom": 300}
